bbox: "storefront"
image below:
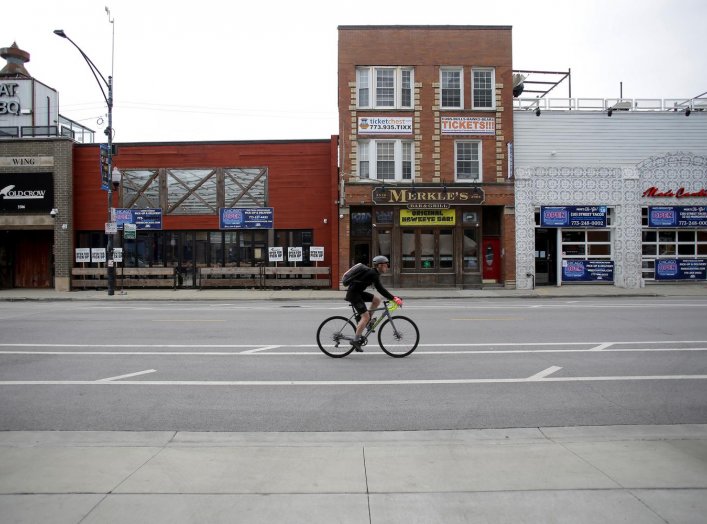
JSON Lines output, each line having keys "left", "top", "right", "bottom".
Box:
{"left": 72, "top": 139, "right": 340, "bottom": 289}
{"left": 516, "top": 152, "right": 707, "bottom": 288}
{"left": 347, "top": 185, "right": 510, "bottom": 288}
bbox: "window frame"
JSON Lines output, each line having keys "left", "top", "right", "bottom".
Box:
{"left": 472, "top": 68, "right": 496, "bottom": 110}
{"left": 356, "top": 66, "right": 414, "bottom": 109}
{"left": 440, "top": 67, "right": 463, "bottom": 109}
{"left": 357, "top": 139, "right": 416, "bottom": 181}
{"left": 454, "top": 140, "right": 482, "bottom": 182}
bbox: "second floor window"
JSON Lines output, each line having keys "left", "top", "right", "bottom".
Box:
{"left": 473, "top": 68, "right": 495, "bottom": 109}
{"left": 357, "top": 66, "right": 414, "bottom": 109}
{"left": 441, "top": 68, "right": 463, "bottom": 109}
{"left": 455, "top": 141, "right": 481, "bottom": 182}
{"left": 358, "top": 139, "right": 415, "bottom": 181}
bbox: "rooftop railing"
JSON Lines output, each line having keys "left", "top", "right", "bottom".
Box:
{"left": 514, "top": 97, "right": 706, "bottom": 112}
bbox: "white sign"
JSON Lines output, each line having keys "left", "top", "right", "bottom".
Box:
{"left": 358, "top": 116, "right": 413, "bottom": 135}
{"left": 105, "top": 222, "right": 118, "bottom": 234}
{"left": 288, "top": 246, "right": 303, "bottom": 262}
{"left": 268, "top": 246, "right": 284, "bottom": 262}
{"left": 112, "top": 248, "right": 123, "bottom": 262}
{"left": 75, "top": 248, "right": 90, "bottom": 263}
{"left": 309, "top": 246, "right": 324, "bottom": 262}
{"left": 91, "top": 248, "right": 106, "bottom": 263}
{"left": 440, "top": 116, "right": 495, "bottom": 135}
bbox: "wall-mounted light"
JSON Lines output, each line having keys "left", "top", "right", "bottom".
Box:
{"left": 323, "top": 218, "right": 328, "bottom": 224}
{"left": 50, "top": 208, "right": 59, "bottom": 217}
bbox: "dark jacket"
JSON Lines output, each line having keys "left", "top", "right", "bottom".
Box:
{"left": 346, "top": 267, "right": 394, "bottom": 301}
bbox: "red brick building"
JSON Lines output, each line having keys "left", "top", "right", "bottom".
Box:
{"left": 337, "top": 26, "right": 516, "bottom": 288}
{"left": 72, "top": 139, "right": 339, "bottom": 288}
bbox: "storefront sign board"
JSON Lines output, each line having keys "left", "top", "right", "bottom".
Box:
{"left": 541, "top": 206, "right": 607, "bottom": 227}
{"left": 648, "top": 206, "right": 707, "bottom": 227}
{"left": 0, "top": 172, "right": 54, "bottom": 213}
{"left": 288, "top": 246, "right": 303, "bottom": 262}
{"left": 562, "top": 259, "right": 614, "bottom": 282}
{"left": 268, "top": 247, "right": 284, "bottom": 262}
{"left": 655, "top": 259, "right": 707, "bottom": 280}
{"left": 440, "top": 116, "right": 495, "bottom": 135}
{"left": 309, "top": 246, "right": 324, "bottom": 261}
{"left": 114, "top": 208, "right": 163, "bottom": 230}
{"left": 373, "top": 186, "right": 484, "bottom": 205}
{"left": 400, "top": 209, "right": 455, "bottom": 226}
{"left": 220, "top": 207, "right": 273, "bottom": 229}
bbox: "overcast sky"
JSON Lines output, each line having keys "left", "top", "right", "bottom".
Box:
{"left": 3, "top": 0, "right": 705, "bottom": 143}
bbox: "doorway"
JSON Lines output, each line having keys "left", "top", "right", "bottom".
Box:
{"left": 534, "top": 228, "right": 557, "bottom": 285}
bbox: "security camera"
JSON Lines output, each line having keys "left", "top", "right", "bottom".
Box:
{"left": 50, "top": 208, "right": 59, "bottom": 217}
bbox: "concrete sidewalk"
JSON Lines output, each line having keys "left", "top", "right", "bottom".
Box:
{"left": 1, "top": 425, "right": 706, "bottom": 523}
{"left": 0, "top": 283, "right": 706, "bottom": 301}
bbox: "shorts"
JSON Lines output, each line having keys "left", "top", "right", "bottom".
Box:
{"left": 346, "top": 291, "right": 374, "bottom": 315}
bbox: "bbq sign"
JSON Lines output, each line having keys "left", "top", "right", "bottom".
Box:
{"left": 0, "top": 172, "right": 54, "bottom": 213}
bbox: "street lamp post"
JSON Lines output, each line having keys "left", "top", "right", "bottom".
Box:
{"left": 54, "top": 28, "right": 117, "bottom": 295}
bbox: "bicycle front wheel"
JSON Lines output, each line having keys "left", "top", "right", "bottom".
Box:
{"left": 316, "top": 316, "right": 356, "bottom": 358}
{"left": 377, "top": 316, "right": 419, "bottom": 357}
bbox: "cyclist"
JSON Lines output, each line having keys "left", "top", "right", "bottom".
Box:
{"left": 345, "top": 255, "right": 403, "bottom": 352}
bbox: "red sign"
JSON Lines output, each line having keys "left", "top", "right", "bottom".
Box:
{"left": 643, "top": 187, "right": 707, "bottom": 198}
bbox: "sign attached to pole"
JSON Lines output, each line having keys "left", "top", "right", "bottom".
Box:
{"left": 75, "top": 248, "right": 90, "bottom": 263}
{"left": 112, "top": 248, "right": 123, "bottom": 262}
{"left": 91, "top": 248, "right": 106, "bottom": 263}
{"left": 124, "top": 223, "right": 137, "bottom": 239}
{"left": 309, "top": 246, "right": 324, "bottom": 262}
{"left": 268, "top": 246, "right": 284, "bottom": 262}
{"left": 288, "top": 246, "right": 303, "bottom": 262}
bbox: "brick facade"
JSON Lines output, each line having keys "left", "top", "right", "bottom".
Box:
{"left": 338, "top": 26, "right": 516, "bottom": 288}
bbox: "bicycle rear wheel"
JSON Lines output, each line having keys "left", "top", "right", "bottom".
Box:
{"left": 316, "top": 316, "right": 357, "bottom": 357}
{"left": 377, "top": 316, "right": 419, "bottom": 357}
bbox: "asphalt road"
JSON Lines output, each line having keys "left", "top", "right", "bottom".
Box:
{"left": 1, "top": 297, "right": 706, "bottom": 431}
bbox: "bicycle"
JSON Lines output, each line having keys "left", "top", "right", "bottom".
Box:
{"left": 316, "top": 300, "right": 419, "bottom": 358}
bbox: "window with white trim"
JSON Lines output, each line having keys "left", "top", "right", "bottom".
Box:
{"left": 472, "top": 68, "right": 495, "bottom": 109}
{"left": 356, "top": 67, "right": 414, "bottom": 109}
{"left": 358, "top": 139, "right": 415, "bottom": 181}
{"left": 455, "top": 141, "right": 481, "bottom": 181}
{"left": 441, "top": 68, "right": 463, "bottom": 109}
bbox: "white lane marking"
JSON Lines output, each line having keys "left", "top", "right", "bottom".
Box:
{"left": 98, "top": 369, "right": 156, "bottom": 382}
{"left": 240, "top": 345, "right": 281, "bottom": 354}
{"left": 589, "top": 343, "right": 613, "bottom": 351}
{"left": 1, "top": 374, "right": 707, "bottom": 386}
{"left": 3, "top": 340, "right": 707, "bottom": 349}
{"left": 528, "top": 366, "right": 563, "bottom": 380}
{"left": 2, "top": 348, "right": 707, "bottom": 356}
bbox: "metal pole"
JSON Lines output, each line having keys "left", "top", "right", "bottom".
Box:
{"left": 106, "top": 75, "right": 115, "bottom": 295}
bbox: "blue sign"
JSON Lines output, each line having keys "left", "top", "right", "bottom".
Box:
{"left": 562, "top": 259, "right": 614, "bottom": 282}
{"left": 99, "top": 144, "right": 110, "bottom": 191}
{"left": 541, "top": 206, "right": 608, "bottom": 227}
{"left": 655, "top": 259, "right": 707, "bottom": 280}
{"left": 114, "top": 208, "right": 163, "bottom": 230}
{"left": 220, "top": 207, "right": 274, "bottom": 229}
{"left": 648, "top": 206, "right": 707, "bottom": 228}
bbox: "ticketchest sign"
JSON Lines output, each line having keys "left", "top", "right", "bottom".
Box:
{"left": 372, "top": 186, "right": 484, "bottom": 206}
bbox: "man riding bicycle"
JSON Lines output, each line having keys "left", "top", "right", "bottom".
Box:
{"left": 345, "top": 255, "right": 403, "bottom": 352}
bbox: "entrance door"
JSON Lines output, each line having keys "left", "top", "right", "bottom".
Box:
{"left": 481, "top": 237, "right": 501, "bottom": 282}
{"left": 534, "top": 228, "right": 557, "bottom": 285}
{"left": 352, "top": 242, "right": 370, "bottom": 265}
{"left": 14, "top": 231, "right": 52, "bottom": 288}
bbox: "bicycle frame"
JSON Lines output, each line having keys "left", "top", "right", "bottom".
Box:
{"left": 345, "top": 300, "right": 399, "bottom": 342}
